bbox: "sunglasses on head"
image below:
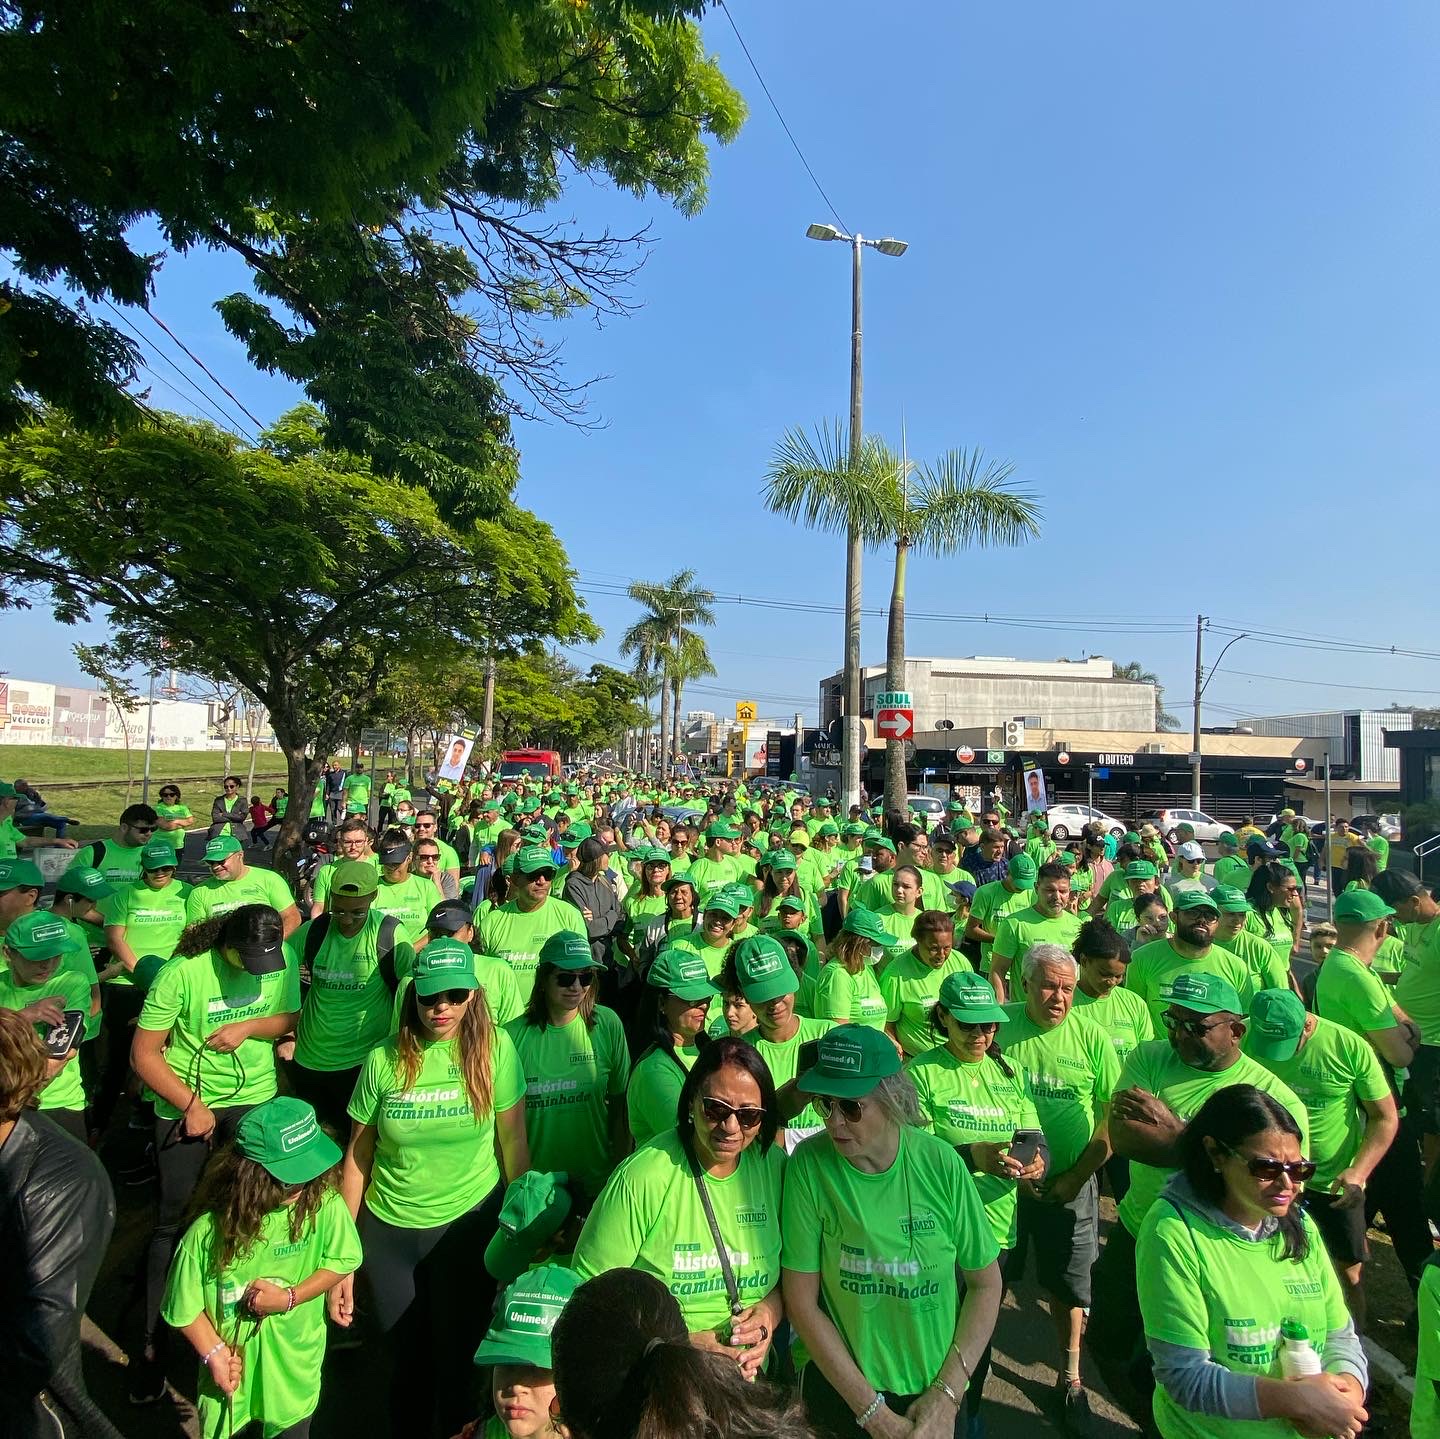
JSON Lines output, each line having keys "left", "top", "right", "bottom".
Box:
{"left": 813, "top": 1093, "right": 865, "bottom": 1123}
{"left": 417, "top": 988, "right": 472, "bottom": 1008}
{"left": 1224, "top": 1148, "right": 1317, "bottom": 1183}
{"left": 554, "top": 970, "right": 597, "bottom": 989}
{"left": 700, "top": 1095, "right": 766, "bottom": 1130}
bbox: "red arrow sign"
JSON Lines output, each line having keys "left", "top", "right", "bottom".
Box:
{"left": 876, "top": 707, "right": 914, "bottom": 740}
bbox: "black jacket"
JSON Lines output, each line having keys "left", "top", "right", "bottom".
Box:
{"left": 562, "top": 869, "right": 624, "bottom": 970}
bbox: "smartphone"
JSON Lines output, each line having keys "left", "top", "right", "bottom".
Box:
{"left": 1008, "top": 1129, "right": 1044, "bottom": 1168}
{"left": 44, "top": 1009, "right": 86, "bottom": 1058}
{"left": 796, "top": 1039, "right": 822, "bottom": 1076}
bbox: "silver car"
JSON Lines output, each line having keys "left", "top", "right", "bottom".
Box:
{"left": 1046, "top": 803, "right": 1127, "bottom": 840}
{"left": 1159, "top": 808, "right": 1228, "bottom": 843}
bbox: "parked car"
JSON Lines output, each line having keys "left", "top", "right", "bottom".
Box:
{"left": 907, "top": 794, "right": 947, "bottom": 822}
{"left": 1355, "top": 813, "right": 1403, "bottom": 841}
{"left": 1156, "top": 808, "right": 1229, "bottom": 844}
{"left": 1046, "top": 804, "right": 1127, "bottom": 840}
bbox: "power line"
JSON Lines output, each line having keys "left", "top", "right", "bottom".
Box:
{"left": 1218, "top": 670, "right": 1440, "bottom": 698}
{"left": 141, "top": 306, "right": 268, "bottom": 433}
{"left": 715, "top": 1, "right": 850, "bottom": 233}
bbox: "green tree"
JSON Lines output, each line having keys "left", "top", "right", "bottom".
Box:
{"left": 765, "top": 426, "right": 1039, "bottom": 813}
{"left": 2, "top": 2, "right": 743, "bottom": 507}
{"left": 0, "top": 407, "right": 593, "bottom": 870}
{"left": 1116, "top": 661, "right": 1181, "bottom": 731}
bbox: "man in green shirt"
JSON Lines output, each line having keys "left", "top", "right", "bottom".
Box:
{"left": 476, "top": 844, "right": 586, "bottom": 993}
{"left": 965, "top": 853, "right": 1036, "bottom": 978}
{"left": 1124, "top": 889, "right": 1254, "bottom": 1025}
{"left": 0, "top": 779, "right": 79, "bottom": 859}
{"left": 684, "top": 822, "right": 740, "bottom": 905}
{"left": 988, "top": 861, "right": 1081, "bottom": 1001}
{"left": 1210, "top": 831, "right": 1249, "bottom": 891}
{"left": 66, "top": 803, "right": 160, "bottom": 886}
{"left": 185, "top": 834, "right": 302, "bottom": 935}
{"left": 341, "top": 763, "right": 371, "bottom": 817}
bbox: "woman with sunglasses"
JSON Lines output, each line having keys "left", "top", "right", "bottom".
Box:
{"left": 505, "top": 931, "right": 631, "bottom": 1206}
{"left": 573, "top": 1037, "right": 785, "bottom": 1379}
{"left": 208, "top": 776, "right": 247, "bottom": 842}
{"left": 814, "top": 908, "right": 891, "bottom": 1032}
{"left": 783, "top": 1024, "right": 1003, "bottom": 1439}
{"left": 626, "top": 947, "right": 717, "bottom": 1146}
{"left": 338, "top": 938, "right": 529, "bottom": 1435}
{"left": 1136, "top": 1084, "right": 1368, "bottom": 1439}
{"left": 152, "top": 784, "right": 194, "bottom": 858}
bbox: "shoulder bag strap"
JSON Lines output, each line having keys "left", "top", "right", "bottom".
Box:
{"left": 685, "top": 1138, "right": 743, "bottom": 1316}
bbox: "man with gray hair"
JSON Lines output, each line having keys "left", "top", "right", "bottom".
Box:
{"left": 1001, "top": 941, "right": 1120, "bottom": 1431}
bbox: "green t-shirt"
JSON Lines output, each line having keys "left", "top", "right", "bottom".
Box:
{"left": 1137, "top": 1198, "right": 1349, "bottom": 1439}
{"left": 1245, "top": 906, "right": 1297, "bottom": 961}
{"left": 744, "top": 1016, "right": 834, "bottom": 1136}
{"left": 389, "top": 949, "right": 526, "bottom": 1031}
{"left": 152, "top": 803, "right": 192, "bottom": 854}
{"left": 185, "top": 867, "right": 295, "bottom": 927}
{"left": 368, "top": 873, "right": 441, "bottom": 946}
{"left": 1245, "top": 1014, "right": 1390, "bottom": 1187}
{"left": 347, "top": 1027, "right": 526, "bottom": 1228}
{"left": 1115, "top": 1041, "right": 1309, "bottom": 1236}
{"left": 684, "top": 855, "right": 738, "bottom": 905}
{"left": 990, "top": 905, "right": 1081, "bottom": 981}
{"left": 854, "top": 867, "right": 949, "bottom": 916}
{"left": 1216, "top": 927, "right": 1292, "bottom": 994}
{"left": 1105, "top": 885, "right": 1174, "bottom": 932}
{"left": 999, "top": 1005, "right": 1119, "bottom": 1174}
{"left": 312, "top": 852, "right": 380, "bottom": 910}
{"left": 161, "top": 1191, "right": 362, "bottom": 1438}
{"left": 0, "top": 814, "right": 24, "bottom": 859}
{"left": 138, "top": 949, "right": 301, "bottom": 1119}
{"left": 781, "top": 1127, "right": 999, "bottom": 1395}
{"left": 1416, "top": 1258, "right": 1440, "bottom": 1439}
{"left": 477, "top": 897, "right": 587, "bottom": 989}
{"left": 0, "top": 965, "right": 90, "bottom": 1110}
{"left": 1376, "top": 933, "right": 1408, "bottom": 981}
{"left": 1314, "top": 948, "right": 1399, "bottom": 1040}
{"left": 907, "top": 1045, "right": 1040, "bottom": 1247}
{"left": 505, "top": 1007, "right": 631, "bottom": 1200}
{"left": 969, "top": 880, "right": 1034, "bottom": 972}
{"left": 880, "top": 949, "right": 972, "bottom": 1057}
{"left": 1397, "top": 917, "right": 1440, "bottom": 1046}
{"left": 1367, "top": 834, "right": 1391, "bottom": 873}
{"left": 814, "top": 960, "right": 887, "bottom": 1030}
{"left": 288, "top": 912, "right": 414, "bottom": 1071}
{"left": 1211, "top": 855, "right": 1250, "bottom": 891}
{"left": 342, "top": 772, "right": 371, "bottom": 806}
{"left": 626, "top": 1043, "right": 697, "bottom": 1147}
{"left": 1124, "top": 939, "right": 1256, "bottom": 1027}
{"left": 100, "top": 877, "right": 192, "bottom": 986}
{"left": 872, "top": 903, "right": 923, "bottom": 963}
{"left": 1073, "top": 983, "right": 1155, "bottom": 1063}
{"left": 573, "top": 1128, "right": 786, "bottom": 1336}
{"left": 70, "top": 839, "right": 147, "bottom": 887}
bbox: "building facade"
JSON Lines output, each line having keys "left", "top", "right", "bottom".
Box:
{"left": 1239, "top": 710, "right": 1410, "bottom": 784}
{"left": 0, "top": 677, "right": 215, "bottom": 749}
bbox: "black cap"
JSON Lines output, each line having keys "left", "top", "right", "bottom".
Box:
{"left": 379, "top": 842, "right": 411, "bottom": 865}
{"left": 235, "top": 939, "right": 287, "bottom": 976}
{"left": 427, "top": 899, "right": 474, "bottom": 935}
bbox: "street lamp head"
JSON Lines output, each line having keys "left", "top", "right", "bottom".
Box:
{"left": 806, "top": 223, "right": 843, "bottom": 242}
{"left": 873, "top": 237, "right": 908, "bottom": 257}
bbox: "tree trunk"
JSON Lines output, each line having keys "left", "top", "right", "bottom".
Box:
{"left": 658, "top": 674, "right": 672, "bottom": 783}
{"left": 271, "top": 739, "right": 324, "bottom": 886}
{"left": 883, "top": 538, "right": 910, "bottom": 818}
{"left": 221, "top": 708, "right": 234, "bottom": 778}
{"left": 842, "top": 522, "right": 864, "bottom": 811}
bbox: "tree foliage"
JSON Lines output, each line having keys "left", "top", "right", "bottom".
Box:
{"left": 1116, "top": 661, "right": 1181, "bottom": 732}
{"left": 491, "top": 655, "right": 645, "bottom": 755}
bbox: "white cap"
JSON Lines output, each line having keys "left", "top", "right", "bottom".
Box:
{"left": 1177, "top": 841, "right": 1205, "bottom": 861}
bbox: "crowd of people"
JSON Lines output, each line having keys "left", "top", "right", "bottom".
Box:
{"left": 0, "top": 764, "right": 1433, "bottom": 1438}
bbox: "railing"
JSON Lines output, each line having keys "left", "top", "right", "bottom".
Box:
{"left": 1415, "top": 833, "right": 1440, "bottom": 882}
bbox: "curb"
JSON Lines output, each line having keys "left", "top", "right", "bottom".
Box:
{"left": 1361, "top": 1335, "right": 1414, "bottom": 1398}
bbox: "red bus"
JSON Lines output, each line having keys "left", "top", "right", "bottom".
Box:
{"left": 499, "top": 749, "right": 562, "bottom": 780}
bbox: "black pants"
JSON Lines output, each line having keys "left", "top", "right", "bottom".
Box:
{"left": 91, "top": 984, "right": 147, "bottom": 1134}
{"left": 144, "top": 1105, "right": 254, "bottom": 1351}
{"left": 1366, "top": 1113, "right": 1435, "bottom": 1292}
{"left": 0, "top": 1338, "right": 127, "bottom": 1439}
{"left": 1087, "top": 1224, "right": 1153, "bottom": 1429}
{"left": 358, "top": 1187, "right": 504, "bottom": 1438}
{"left": 1103, "top": 1153, "right": 1131, "bottom": 1203}
{"left": 38, "top": 1107, "right": 86, "bottom": 1144}
{"left": 799, "top": 1360, "right": 967, "bottom": 1438}
{"left": 283, "top": 1059, "right": 361, "bottom": 1139}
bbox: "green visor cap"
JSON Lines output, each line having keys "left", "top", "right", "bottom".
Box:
{"left": 1007, "top": 854, "right": 1038, "bottom": 884}
{"left": 539, "top": 931, "right": 594, "bottom": 971}
{"left": 796, "top": 1023, "right": 901, "bottom": 1099}
{"left": 1159, "top": 971, "right": 1243, "bottom": 1016}
{"left": 474, "top": 1263, "right": 580, "bottom": 1368}
{"left": 1172, "top": 888, "right": 1220, "bottom": 912}
{"left": 765, "top": 850, "right": 797, "bottom": 872}
{"left": 1333, "top": 889, "right": 1395, "bottom": 922}
{"left": 732, "top": 934, "right": 798, "bottom": 1003}
{"left": 202, "top": 834, "right": 243, "bottom": 861}
{"left": 235, "top": 1097, "right": 341, "bottom": 1184}
{"left": 410, "top": 937, "right": 480, "bottom": 997}
{"left": 1209, "top": 885, "right": 1252, "bottom": 913}
{"left": 0, "top": 858, "right": 43, "bottom": 892}
{"left": 937, "top": 970, "right": 1011, "bottom": 1025}
{"left": 705, "top": 821, "right": 741, "bottom": 840}
{"left": 512, "top": 845, "right": 559, "bottom": 876}
{"left": 839, "top": 906, "right": 889, "bottom": 944}
{"left": 646, "top": 947, "right": 719, "bottom": 1001}
{"left": 56, "top": 863, "right": 117, "bottom": 896}
{"left": 137, "top": 841, "right": 179, "bottom": 872}
{"left": 3, "top": 911, "right": 72, "bottom": 961}
{"left": 1246, "top": 988, "right": 1307, "bottom": 1062}
{"left": 1124, "top": 860, "right": 1159, "bottom": 880}
{"left": 701, "top": 889, "right": 744, "bottom": 919}
{"left": 483, "top": 1173, "right": 575, "bottom": 1284}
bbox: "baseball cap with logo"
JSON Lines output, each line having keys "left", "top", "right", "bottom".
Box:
{"left": 1007, "top": 854, "right": 1038, "bottom": 885}
{"left": 1176, "top": 841, "right": 1205, "bottom": 862}
{"left": 539, "top": 931, "right": 594, "bottom": 971}
{"left": 379, "top": 840, "right": 412, "bottom": 865}
{"left": 1160, "top": 972, "right": 1243, "bottom": 1016}
{"left": 0, "top": 859, "right": 44, "bottom": 892}
{"left": 1333, "top": 889, "right": 1395, "bottom": 923}
{"left": 235, "top": 1097, "right": 341, "bottom": 1184}
{"left": 764, "top": 849, "right": 798, "bottom": 873}
{"left": 411, "top": 938, "right": 480, "bottom": 997}
{"left": 937, "top": 970, "right": 1010, "bottom": 1026}
{"left": 474, "top": 1264, "right": 580, "bottom": 1365}
{"left": 646, "top": 948, "right": 719, "bottom": 1001}
{"left": 1173, "top": 888, "right": 1220, "bottom": 913}
{"left": 777, "top": 895, "right": 807, "bottom": 916}
{"left": 136, "top": 842, "right": 179, "bottom": 872}
{"left": 426, "top": 899, "right": 474, "bottom": 935}
{"left": 865, "top": 835, "right": 894, "bottom": 855}
{"left": 329, "top": 859, "right": 379, "bottom": 897}
{"left": 1122, "top": 830, "right": 1142, "bottom": 845}
{"left": 815, "top": 821, "right": 840, "bottom": 839}
{"left": 3, "top": 911, "right": 72, "bottom": 962}
{"left": 1246, "top": 839, "right": 1283, "bottom": 861}
{"left": 731, "top": 935, "right": 798, "bottom": 1004}
{"left": 483, "top": 1173, "right": 576, "bottom": 1283}
{"left": 1246, "top": 989, "right": 1308, "bottom": 1062}
{"left": 796, "top": 1023, "right": 901, "bottom": 1099}
{"left": 1210, "top": 885, "right": 1252, "bottom": 914}
{"left": 513, "top": 845, "right": 559, "bottom": 876}
{"left": 202, "top": 835, "right": 243, "bottom": 862}
{"left": 839, "top": 906, "right": 889, "bottom": 945}
{"left": 55, "top": 863, "right": 117, "bottom": 897}
{"left": 1124, "top": 860, "right": 1159, "bottom": 881}
{"left": 705, "top": 821, "right": 741, "bottom": 841}
{"left": 842, "top": 822, "right": 868, "bottom": 838}
{"left": 700, "top": 888, "right": 744, "bottom": 920}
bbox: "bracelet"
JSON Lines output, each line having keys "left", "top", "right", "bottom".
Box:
{"left": 286, "top": 1287, "right": 297, "bottom": 1312}
{"left": 929, "top": 1378, "right": 960, "bottom": 1407}
{"left": 855, "top": 1393, "right": 887, "bottom": 1428}
{"left": 200, "top": 1340, "right": 226, "bottom": 1364}
{"left": 949, "top": 1341, "right": 972, "bottom": 1382}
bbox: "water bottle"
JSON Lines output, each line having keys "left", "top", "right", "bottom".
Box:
{"left": 1278, "top": 1319, "right": 1322, "bottom": 1378}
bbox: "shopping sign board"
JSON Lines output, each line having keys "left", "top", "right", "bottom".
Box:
{"left": 876, "top": 707, "right": 914, "bottom": 741}
{"left": 874, "top": 691, "right": 912, "bottom": 710}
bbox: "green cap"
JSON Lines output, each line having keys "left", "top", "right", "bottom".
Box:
{"left": 3, "top": 911, "right": 72, "bottom": 962}
{"left": 1246, "top": 989, "right": 1307, "bottom": 1062}
{"left": 1008, "top": 854, "right": 1037, "bottom": 884}
{"left": 731, "top": 935, "right": 798, "bottom": 1004}
{"left": 483, "top": 1172, "right": 575, "bottom": 1283}
{"left": 513, "top": 845, "right": 559, "bottom": 876}
{"left": 765, "top": 850, "right": 797, "bottom": 873}
{"left": 235, "top": 1097, "right": 342, "bottom": 1184}
{"left": 1159, "top": 972, "right": 1243, "bottom": 1016}
{"left": 521, "top": 825, "right": 551, "bottom": 846}
{"left": 641, "top": 847, "right": 672, "bottom": 864}
{"left": 202, "top": 834, "right": 243, "bottom": 861}
{"left": 1123, "top": 830, "right": 1142, "bottom": 844}
{"left": 1210, "top": 884, "right": 1251, "bottom": 914}
{"left": 482, "top": 798, "right": 501, "bottom": 812}
{"left": 131, "top": 953, "right": 168, "bottom": 990}
{"left": 410, "top": 938, "right": 480, "bottom": 997}
{"left": 867, "top": 836, "right": 896, "bottom": 855}
{"left": 539, "top": 931, "right": 594, "bottom": 971}
{"left": 719, "top": 882, "right": 754, "bottom": 910}
{"left": 474, "top": 1264, "right": 580, "bottom": 1367}
{"left": 796, "top": 1023, "right": 901, "bottom": 1099}
{"left": 937, "top": 970, "right": 1010, "bottom": 1026}
{"left": 137, "top": 841, "right": 179, "bottom": 872}
{"left": 566, "top": 821, "right": 594, "bottom": 843}
{"left": 700, "top": 888, "right": 744, "bottom": 919}
{"left": 1334, "top": 889, "right": 1395, "bottom": 923}
{"left": 1124, "top": 860, "right": 1159, "bottom": 880}
{"left": 0, "top": 858, "right": 43, "bottom": 892}
{"left": 1056, "top": 849, "right": 1077, "bottom": 867}
{"left": 948, "top": 801, "right": 968, "bottom": 813}
{"left": 0, "top": 780, "right": 16, "bottom": 799}
{"left": 663, "top": 874, "right": 696, "bottom": 894}
{"left": 1217, "top": 831, "right": 1238, "bottom": 847}
{"left": 842, "top": 822, "right": 868, "bottom": 837}
{"left": 705, "top": 821, "right": 741, "bottom": 841}
{"left": 329, "top": 859, "right": 379, "bottom": 898}
{"left": 646, "top": 947, "right": 719, "bottom": 1001}
{"left": 55, "top": 864, "right": 117, "bottom": 897}
{"left": 777, "top": 895, "right": 807, "bottom": 915}
{"left": 840, "top": 906, "right": 889, "bottom": 944}
{"left": 815, "top": 821, "right": 840, "bottom": 838}
{"left": 1173, "top": 888, "right": 1220, "bottom": 912}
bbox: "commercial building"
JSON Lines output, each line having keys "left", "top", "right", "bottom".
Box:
{"left": 1240, "top": 709, "right": 1407, "bottom": 817}
{"left": 0, "top": 677, "right": 215, "bottom": 750}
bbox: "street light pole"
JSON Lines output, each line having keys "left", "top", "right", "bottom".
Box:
{"left": 1191, "top": 620, "right": 1250, "bottom": 812}
{"left": 141, "top": 667, "right": 157, "bottom": 804}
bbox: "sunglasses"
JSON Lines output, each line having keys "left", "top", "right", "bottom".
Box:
{"left": 145, "top": 865, "right": 177, "bottom": 875}
{"left": 554, "top": 970, "right": 597, "bottom": 989}
{"left": 813, "top": 1093, "right": 865, "bottom": 1124}
{"left": 132, "top": 825, "right": 157, "bottom": 834}
{"left": 1226, "top": 1149, "right": 1317, "bottom": 1183}
{"left": 1162, "top": 1013, "right": 1231, "bottom": 1039}
{"left": 417, "top": 988, "right": 473, "bottom": 1008}
{"left": 954, "top": 1020, "right": 999, "bottom": 1034}
{"left": 700, "top": 1096, "right": 766, "bottom": 1130}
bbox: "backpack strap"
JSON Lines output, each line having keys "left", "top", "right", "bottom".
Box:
{"left": 303, "top": 914, "right": 332, "bottom": 968}
{"left": 376, "top": 914, "right": 401, "bottom": 994}
{"left": 88, "top": 839, "right": 107, "bottom": 871}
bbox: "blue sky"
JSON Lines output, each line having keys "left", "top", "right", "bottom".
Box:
{"left": 9, "top": 1, "right": 1440, "bottom": 729}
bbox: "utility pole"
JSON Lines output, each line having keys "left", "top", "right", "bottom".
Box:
{"left": 481, "top": 654, "right": 496, "bottom": 749}
{"left": 1191, "top": 614, "right": 1205, "bottom": 810}
{"left": 141, "top": 668, "right": 157, "bottom": 804}
{"left": 1324, "top": 747, "right": 1334, "bottom": 921}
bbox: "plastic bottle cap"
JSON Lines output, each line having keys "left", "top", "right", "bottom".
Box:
{"left": 1280, "top": 1319, "right": 1309, "bottom": 1341}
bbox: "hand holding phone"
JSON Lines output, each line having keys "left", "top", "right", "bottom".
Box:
{"left": 1007, "top": 1128, "right": 1044, "bottom": 1169}
{"left": 44, "top": 1010, "right": 86, "bottom": 1059}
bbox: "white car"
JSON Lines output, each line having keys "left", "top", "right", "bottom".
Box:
{"left": 1158, "top": 808, "right": 1228, "bottom": 843}
{"left": 907, "top": 794, "right": 947, "bottom": 822}
{"left": 1046, "top": 804, "right": 1127, "bottom": 840}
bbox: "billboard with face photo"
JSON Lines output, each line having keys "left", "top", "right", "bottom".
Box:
{"left": 438, "top": 731, "right": 476, "bottom": 782}
{"left": 1022, "top": 761, "right": 1049, "bottom": 815}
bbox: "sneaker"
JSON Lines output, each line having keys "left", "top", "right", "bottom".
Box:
{"left": 1056, "top": 1379, "right": 1094, "bottom": 1437}
{"left": 127, "top": 1355, "right": 167, "bottom": 1406}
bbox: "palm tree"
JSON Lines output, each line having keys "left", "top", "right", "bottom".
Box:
{"left": 765, "top": 424, "right": 1040, "bottom": 814}
{"left": 669, "top": 630, "right": 717, "bottom": 769}
{"left": 1116, "top": 660, "right": 1181, "bottom": 731}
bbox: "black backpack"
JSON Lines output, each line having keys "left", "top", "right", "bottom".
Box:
{"left": 302, "top": 913, "right": 401, "bottom": 992}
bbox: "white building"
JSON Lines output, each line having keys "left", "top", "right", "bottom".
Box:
{"left": 1238, "top": 710, "right": 1411, "bottom": 784}
{"left": 0, "top": 677, "right": 214, "bottom": 749}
